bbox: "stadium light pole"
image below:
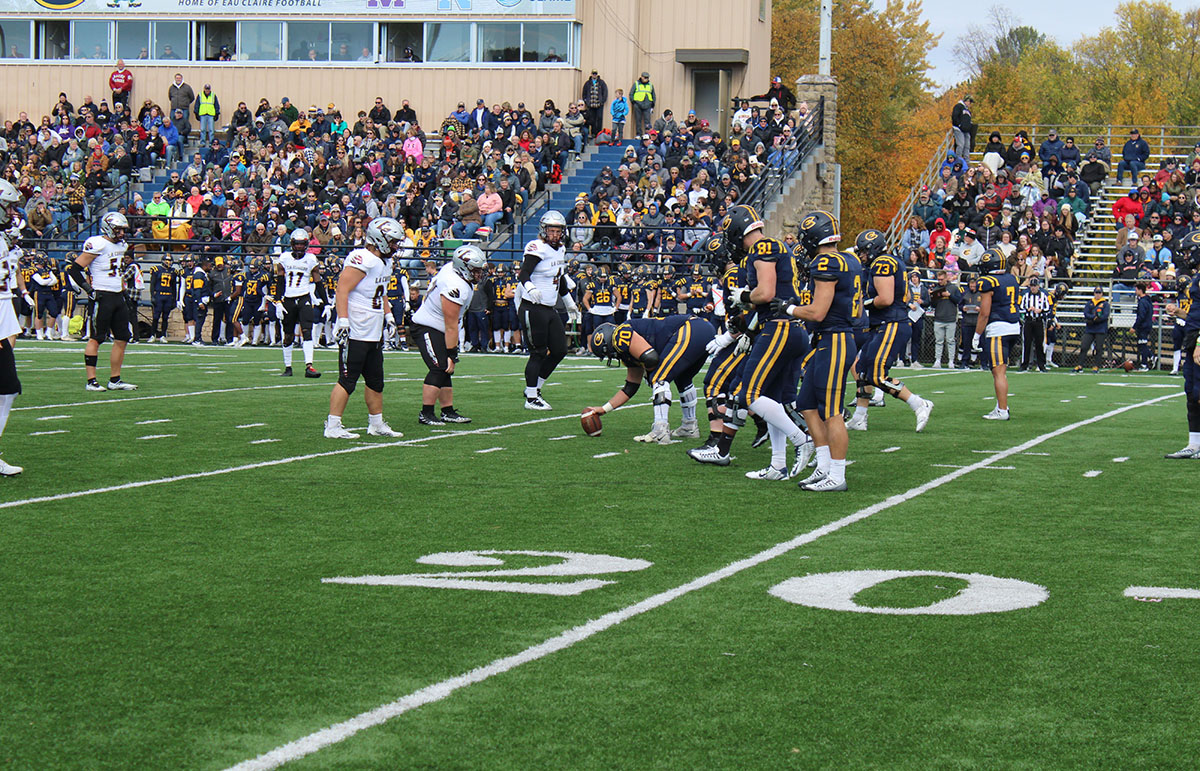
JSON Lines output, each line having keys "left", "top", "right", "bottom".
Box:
{"left": 818, "top": 0, "right": 832, "bottom": 76}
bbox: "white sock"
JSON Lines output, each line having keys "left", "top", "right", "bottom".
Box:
{"left": 829, "top": 458, "right": 847, "bottom": 484}
{"left": 1174, "top": 351, "right": 1182, "bottom": 370}
{"left": 769, "top": 424, "right": 786, "bottom": 468}
{"left": 906, "top": 395, "right": 924, "bottom": 412}
{"left": 853, "top": 405, "right": 868, "bottom": 419}
{"left": 816, "top": 445, "right": 831, "bottom": 474}
{"left": 537, "top": 376, "right": 546, "bottom": 390}
{"left": 504, "top": 331, "right": 512, "bottom": 345}
{"left": 1189, "top": 432, "right": 1200, "bottom": 449}
{"left": 302, "top": 339, "right": 315, "bottom": 364}
{"left": 369, "top": 412, "right": 385, "bottom": 429}
{"left": 326, "top": 414, "right": 341, "bottom": 427}
{"left": 0, "top": 392, "right": 14, "bottom": 439}
{"left": 283, "top": 345, "right": 294, "bottom": 368}
{"left": 524, "top": 386, "right": 539, "bottom": 399}
{"left": 1044, "top": 342, "right": 1054, "bottom": 361}
{"left": 749, "top": 396, "right": 805, "bottom": 445}
{"left": 653, "top": 401, "right": 670, "bottom": 423}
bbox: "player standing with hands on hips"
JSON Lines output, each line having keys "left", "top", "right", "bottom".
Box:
{"left": 0, "top": 180, "right": 30, "bottom": 475}
{"left": 68, "top": 211, "right": 138, "bottom": 392}
{"left": 324, "top": 217, "right": 406, "bottom": 440}
{"left": 518, "top": 210, "right": 576, "bottom": 410}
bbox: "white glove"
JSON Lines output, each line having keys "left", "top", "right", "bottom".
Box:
{"left": 971, "top": 333, "right": 982, "bottom": 352}
{"left": 735, "top": 333, "right": 753, "bottom": 355}
{"left": 313, "top": 295, "right": 324, "bottom": 307}
{"left": 562, "top": 292, "right": 578, "bottom": 312}
{"left": 384, "top": 316, "right": 397, "bottom": 340}
{"left": 334, "top": 316, "right": 350, "bottom": 345}
{"left": 523, "top": 281, "right": 542, "bottom": 304}
{"left": 201, "top": 296, "right": 210, "bottom": 305}
{"left": 274, "top": 302, "right": 284, "bottom": 316}
{"left": 706, "top": 331, "right": 734, "bottom": 355}
{"left": 22, "top": 292, "right": 34, "bottom": 307}
{"left": 176, "top": 301, "right": 183, "bottom": 311}
{"left": 732, "top": 287, "right": 753, "bottom": 308}
{"left": 323, "top": 305, "right": 333, "bottom": 321}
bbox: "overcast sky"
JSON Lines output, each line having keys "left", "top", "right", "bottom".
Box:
{"left": 899, "top": 0, "right": 1196, "bottom": 91}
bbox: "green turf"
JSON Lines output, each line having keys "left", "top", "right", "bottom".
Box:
{"left": 1, "top": 342, "right": 1195, "bottom": 769}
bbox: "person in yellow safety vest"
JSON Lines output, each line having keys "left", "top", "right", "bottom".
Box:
{"left": 630, "top": 71, "right": 656, "bottom": 138}
{"left": 193, "top": 83, "right": 221, "bottom": 146}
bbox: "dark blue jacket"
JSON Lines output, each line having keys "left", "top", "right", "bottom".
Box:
{"left": 1083, "top": 297, "right": 1110, "bottom": 333}
{"left": 1122, "top": 137, "right": 1150, "bottom": 164}
{"left": 1134, "top": 294, "right": 1153, "bottom": 333}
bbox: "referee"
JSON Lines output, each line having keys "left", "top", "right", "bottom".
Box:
{"left": 1020, "top": 277, "right": 1051, "bottom": 372}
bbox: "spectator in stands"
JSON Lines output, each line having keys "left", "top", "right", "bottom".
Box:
{"left": 563, "top": 102, "right": 587, "bottom": 156}
{"left": 913, "top": 187, "right": 939, "bottom": 228}
{"left": 929, "top": 270, "right": 961, "bottom": 368}
{"left": 1038, "top": 129, "right": 1065, "bottom": 177}
{"left": 1060, "top": 136, "right": 1081, "bottom": 168}
{"left": 194, "top": 84, "right": 220, "bottom": 146}
{"left": 609, "top": 88, "right": 628, "bottom": 143}
{"left": 1080, "top": 152, "right": 1108, "bottom": 196}
{"left": 1044, "top": 223, "right": 1074, "bottom": 276}
{"left": 1079, "top": 287, "right": 1111, "bottom": 370}
{"left": 1117, "top": 128, "right": 1150, "bottom": 184}
{"left": 1146, "top": 232, "right": 1172, "bottom": 278}
{"left": 451, "top": 189, "right": 481, "bottom": 239}
{"left": 1112, "top": 187, "right": 1143, "bottom": 224}
{"left": 900, "top": 215, "right": 927, "bottom": 254}
{"left": 630, "top": 72, "right": 656, "bottom": 137}
{"left": 581, "top": 70, "right": 608, "bottom": 141}
{"left": 904, "top": 269, "right": 929, "bottom": 366}
{"left": 951, "top": 94, "right": 975, "bottom": 159}
{"left": 1113, "top": 232, "right": 1145, "bottom": 300}
{"left": 168, "top": 73, "right": 194, "bottom": 119}
{"left": 1091, "top": 137, "right": 1112, "bottom": 165}
{"left": 110, "top": 60, "right": 133, "bottom": 111}
{"left": 951, "top": 226, "right": 982, "bottom": 267}
{"left": 1005, "top": 132, "right": 1031, "bottom": 169}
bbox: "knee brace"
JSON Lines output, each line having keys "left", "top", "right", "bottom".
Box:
{"left": 337, "top": 374, "right": 358, "bottom": 396}
{"left": 706, "top": 395, "right": 720, "bottom": 422}
{"left": 879, "top": 377, "right": 904, "bottom": 398}
{"left": 855, "top": 378, "right": 872, "bottom": 402}
{"left": 784, "top": 403, "right": 808, "bottom": 433}
{"left": 652, "top": 380, "right": 671, "bottom": 406}
{"left": 84, "top": 354, "right": 98, "bottom": 367}
{"left": 679, "top": 384, "right": 698, "bottom": 411}
{"left": 723, "top": 407, "right": 747, "bottom": 432}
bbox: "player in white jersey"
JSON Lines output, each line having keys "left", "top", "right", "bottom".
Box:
{"left": 67, "top": 212, "right": 137, "bottom": 392}
{"left": 324, "top": 217, "right": 405, "bottom": 440}
{"left": 273, "top": 228, "right": 323, "bottom": 378}
{"left": 518, "top": 209, "right": 570, "bottom": 410}
{"left": 0, "top": 180, "right": 28, "bottom": 475}
{"left": 412, "top": 244, "right": 487, "bottom": 426}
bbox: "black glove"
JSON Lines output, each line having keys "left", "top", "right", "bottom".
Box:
{"left": 769, "top": 297, "right": 794, "bottom": 318}
{"left": 447, "top": 345, "right": 460, "bottom": 362}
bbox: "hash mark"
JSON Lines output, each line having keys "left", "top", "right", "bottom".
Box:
{"left": 881, "top": 446, "right": 901, "bottom": 453}
{"left": 593, "top": 452, "right": 620, "bottom": 458}
{"left": 135, "top": 418, "right": 172, "bottom": 425}
{"left": 548, "top": 435, "right": 576, "bottom": 441}
{"left": 36, "top": 415, "right": 71, "bottom": 421}
{"left": 250, "top": 438, "right": 281, "bottom": 445}
{"left": 475, "top": 447, "right": 505, "bottom": 454}
{"left": 138, "top": 434, "right": 176, "bottom": 440}
{"left": 29, "top": 429, "right": 68, "bottom": 436}
{"left": 1083, "top": 470, "right": 1102, "bottom": 477}
{"left": 236, "top": 423, "right": 266, "bottom": 429}
{"left": 1113, "top": 457, "right": 1129, "bottom": 463}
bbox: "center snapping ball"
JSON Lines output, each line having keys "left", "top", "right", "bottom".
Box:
{"left": 581, "top": 410, "right": 603, "bottom": 437}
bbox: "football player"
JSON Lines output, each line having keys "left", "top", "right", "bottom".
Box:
{"left": 67, "top": 212, "right": 138, "bottom": 391}
{"left": 973, "top": 247, "right": 1020, "bottom": 420}
{"left": 775, "top": 211, "right": 863, "bottom": 491}
{"left": 489, "top": 262, "right": 517, "bottom": 352}
{"left": 584, "top": 313, "right": 716, "bottom": 442}
{"left": 518, "top": 210, "right": 570, "bottom": 410}
{"left": 273, "top": 228, "right": 322, "bottom": 378}
{"left": 846, "top": 230, "right": 934, "bottom": 433}
{"left": 385, "top": 262, "right": 410, "bottom": 351}
{"left": 1171, "top": 272, "right": 1193, "bottom": 376}
{"left": 181, "top": 255, "right": 197, "bottom": 343}
{"left": 1164, "top": 231, "right": 1200, "bottom": 458}
{"left": 411, "top": 244, "right": 487, "bottom": 426}
{"left": 30, "top": 254, "right": 61, "bottom": 340}
{"left": 189, "top": 256, "right": 211, "bottom": 347}
{"left": 0, "top": 181, "right": 29, "bottom": 474}
{"left": 320, "top": 255, "right": 340, "bottom": 348}
{"left": 324, "top": 217, "right": 405, "bottom": 440}
{"left": 149, "top": 255, "right": 177, "bottom": 342}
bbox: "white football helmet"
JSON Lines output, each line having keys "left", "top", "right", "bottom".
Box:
{"left": 452, "top": 244, "right": 487, "bottom": 282}
{"left": 100, "top": 211, "right": 130, "bottom": 242}
{"left": 539, "top": 209, "right": 567, "bottom": 244}
{"left": 0, "top": 179, "right": 22, "bottom": 228}
{"left": 290, "top": 228, "right": 310, "bottom": 256}
{"left": 2, "top": 216, "right": 24, "bottom": 248}
{"left": 365, "top": 216, "right": 405, "bottom": 255}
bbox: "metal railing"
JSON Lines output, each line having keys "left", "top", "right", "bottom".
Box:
{"left": 883, "top": 129, "right": 953, "bottom": 253}
{"left": 979, "top": 124, "right": 1200, "bottom": 160}
{"left": 734, "top": 97, "right": 825, "bottom": 219}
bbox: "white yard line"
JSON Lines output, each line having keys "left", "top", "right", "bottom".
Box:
{"left": 474, "top": 447, "right": 505, "bottom": 454}
{"left": 137, "top": 434, "right": 176, "bottom": 440}
{"left": 931, "top": 463, "right": 1016, "bottom": 470}
{"left": 1124, "top": 586, "right": 1200, "bottom": 600}
{"left": 547, "top": 435, "right": 576, "bottom": 441}
{"left": 225, "top": 390, "right": 1183, "bottom": 771}
{"left": 881, "top": 446, "right": 901, "bottom": 453}
{"left": 1083, "top": 470, "right": 1103, "bottom": 477}
{"left": 250, "top": 439, "right": 281, "bottom": 445}
{"left": 592, "top": 452, "right": 621, "bottom": 459}
{"left": 35, "top": 414, "right": 71, "bottom": 421}
{"left": 237, "top": 423, "right": 267, "bottom": 429}
{"left": 135, "top": 418, "right": 172, "bottom": 425}
{"left": 0, "top": 405, "right": 650, "bottom": 511}
{"left": 28, "top": 430, "right": 68, "bottom": 436}
{"left": 1113, "top": 457, "right": 1129, "bottom": 463}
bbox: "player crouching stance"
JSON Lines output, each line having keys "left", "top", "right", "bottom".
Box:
{"left": 68, "top": 212, "right": 138, "bottom": 392}
{"left": 847, "top": 229, "right": 933, "bottom": 433}
{"left": 584, "top": 314, "right": 715, "bottom": 442}
{"left": 324, "top": 218, "right": 405, "bottom": 440}
{"left": 973, "top": 247, "right": 1020, "bottom": 420}
{"left": 412, "top": 245, "right": 488, "bottom": 426}
{"left": 1164, "top": 231, "right": 1200, "bottom": 458}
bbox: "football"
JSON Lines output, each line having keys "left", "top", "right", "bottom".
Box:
{"left": 1123, "top": 360, "right": 1135, "bottom": 372}
{"left": 581, "top": 410, "right": 602, "bottom": 437}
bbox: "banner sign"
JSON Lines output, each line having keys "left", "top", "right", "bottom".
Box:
{"left": 10, "top": 0, "right": 575, "bottom": 15}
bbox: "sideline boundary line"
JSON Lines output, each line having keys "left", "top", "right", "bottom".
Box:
{"left": 225, "top": 391, "right": 1181, "bottom": 771}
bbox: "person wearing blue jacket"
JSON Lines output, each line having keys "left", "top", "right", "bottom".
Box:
{"left": 1117, "top": 128, "right": 1151, "bottom": 184}
{"left": 1134, "top": 282, "right": 1154, "bottom": 370}
{"left": 1037, "top": 129, "right": 1065, "bottom": 176}
{"left": 1079, "top": 286, "right": 1111, "bottom": 371}
{"left": 610, "top": 88, "right": 628, "bottom": 143}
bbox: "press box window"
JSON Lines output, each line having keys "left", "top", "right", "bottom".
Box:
{"left": 381, "top": 22, "right": 422, "bottom": 63}
{"left": 72, "top": 20, "right": 110, "bottom": 61}
{"left": 0, "top": 20, "right": 32, "bottom": 59}
{"left": 424, "top": 22, "right": 469, "bottom": 63}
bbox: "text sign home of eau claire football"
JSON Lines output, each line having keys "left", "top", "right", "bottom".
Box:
{"left": 18, "top": 0, "right": 574, "bottom": 15}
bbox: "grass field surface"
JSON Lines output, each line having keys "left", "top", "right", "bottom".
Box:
{"left": 2, "top": 342, "right": 1197, "bottom": 769}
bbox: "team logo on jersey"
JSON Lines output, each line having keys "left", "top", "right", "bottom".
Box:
{"left": 447, "top": 288, "right": 460, "bottom": 299}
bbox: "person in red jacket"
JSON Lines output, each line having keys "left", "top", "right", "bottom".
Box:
{"left": 109, "top": 59, "right": 133, "bottom": 110}
{"left": 1111, "top": 187, "right": 1143, "bottom": 224}
{"left": 928, "top": 217, "right": 953, "bottom": 250}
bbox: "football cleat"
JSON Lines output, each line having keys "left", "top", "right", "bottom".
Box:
{"left": 845, "top": 413, "right": 868, "bottom": 431}
{"left": 106, "top": 379, "right": 138, "bottom": 391}
{"left": 745, "top": 465, "right": 789, "bottom": 481}
{"left": 688, "top": 444, "right": 732, "bottom": 466}
{"left": 982, "top": 408, "right": 1009, "bottom": 421}
{"left": 280, "top": 367, "right": 293, "bottom": 377}
{"left": 802, "top": 475, "right": 848, "bottom": 492}
{"left": 672, "top": 421, "right": 700, "bottom": 439}
{"left": 796, "top": 468, "right": 826, "bottom": 488}
{"left": 1164, "top": 446, "right": 1200, "bottom": 459}
{"left": 790, "top": 439, "right": 816, "bottom": 478}
{"left": 750, "top": 418, "right": 770, "bottom": 448}
{"left": 305, "top": 365, "right": 321, "bottom": 378}
{"left": 524, "top": 396, "right": 552, "bottom": 411}
{"left": 418, "top": 412, "right": 446, "bottom": 426}
{"left": 869, "top": 391, "right": 886, "bottom": 407}
{"left": 0, "top": 457, "right": 23, "bottom": 476}
{"left": 914, "top": 399, "right": 933, "bottom": 433}
{"left": 440, "top": 410, "right": 472, "bottom": 424}
{"left": 634, "top": 422, "right": 673, "bottom": 444}
{"left": 85, "top": 381, "right": 107, "bottom": 392}
{"left": 367, "top": 422, "right": 403, "bottom": 437}
{"left": 323, "top": 422, "right": 360, "bottom": 439}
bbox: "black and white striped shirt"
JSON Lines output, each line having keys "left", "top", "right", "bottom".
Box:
{"left": 1021, "top": 289, "right": 1051, "bottom": 320}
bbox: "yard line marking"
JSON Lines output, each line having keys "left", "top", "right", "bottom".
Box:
{"left": 1113, "top": 456, "right": 1129, "bottom": 463}
{"left": 237, "top": 423, "right": 267, "bottom": 429}
{"left": 137, "top": 434, "right": 176, "bottom": 440}
{"left": 592, "top": 452, "right": 621, "bottom": 458}
{"left": 29, "top": 430, "right": 68, "bottom": 436}
{"left": 135, "top": 418, "right": 172, "bottom": 425}
{"left": 36, "top": 414, "right": 71, "bottom": 421}
{"left": 1098, "top": 382, "right": 1178, "bottom": 389}
{"left": 970, "top": 450, "right": 1050, "bottom": 456}
{"left": 224, "top": 390, "right": 1183, "bottom": 771}
{"left": 1060, "top": 399, "right": 1072, "bottom": 403}
{"left": 0, "top": 405, "right": 651, "bottom": 511}
{"left": 251, "top": 439, "right": 281, "bottom": 445}
{"left": 1124, "top": 586, "right": 1200, "bottom": 600}
{"left": 1083, "top": 470, "right": 1102, "bottom": 477}
{"left": 474, "top": 447, "right": 505, "bottom": 454}
{"left": 881, "top": 446, "right": 901, "bottom": 453}
{"left": 547, "top": 435, "right": 576, "bottom": 441}
{"left": 588, "top": 379, "right": 603, "bottom": 383}
{"left": 931, "top": 463, "right": 1016, "bottom": 470}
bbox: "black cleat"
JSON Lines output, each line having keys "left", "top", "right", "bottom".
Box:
{"left": 305, "top": 365, "right": 321, "bottom": 378}
{"left": 418, "top": 412, "right": 446, "bottom": 426}
{"left": 440, "top": 410, "right": 472, "bottom": 424}
{"left": 750, "top": 417, "right": 769, "bottom": 449}
{"left": 280, "top": 366, "right": 293, "bottom": 377}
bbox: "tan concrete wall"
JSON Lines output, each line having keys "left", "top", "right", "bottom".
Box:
{"left": 0, "top": 0, "right": 770, "bottom": 133}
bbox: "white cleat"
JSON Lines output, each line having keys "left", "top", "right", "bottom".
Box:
{"left": 0, "top": 458, "right": 23, "bottom": 476}
{"left": 688, "top": 444, "right": 731, "bottom": 466}
{"left": 790, "top": 439, "right": 816, "bottom": 478}
{"left": 85, "top": 382, "right": 107, "bottom": 392}
{"left": 671, "top": 421, "right": 700, "bottom": 438}
{"left": 845, "top": 413, "right": 868, "bottom": 431}
{"left": 802, "top": 475, "right": 848, "bottom": 492}
{"left": 524, "top": 395, "right": 552, "bottom": 411}
{"left": 634, "top": 422, "right": 672, "bottom": 444}
{"left": 914, "top": 399, "right": 933, "bottom": 432}
{"left": 106, "top": 379, "right": 138, "bottom": 390}
{"left": 982, "top": 408, "right": 1010, "bottom": 421}
{"left": 367, "top": 422, "right": 403, "bottom": 438}
{"left": 796, "top": 468, "right": 826, "bottom": 488}
{"left": 745, "top": 464, "right": 790, "bottom": 481}
{"left": 234, "top": 337, "right": 246, "bottom": 347}
{"left": 869, "top": 392, "right": 886, "bottom": 408}
{"left": 1164, "top": 446, "right": 1200, "bottom": 459}
{"left": 324, "top": 422, "right": 360, "bottom": 439}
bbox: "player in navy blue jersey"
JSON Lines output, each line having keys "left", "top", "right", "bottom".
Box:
{"left": 973, "top": 247, "right": 1021, "bottom": 420}
{"left": 1164, "top": 230, "right": 1200, "bottom": 458}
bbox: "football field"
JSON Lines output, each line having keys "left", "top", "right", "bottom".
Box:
{"left": 2, "top": 342, "right": 1198, "bottom": 769}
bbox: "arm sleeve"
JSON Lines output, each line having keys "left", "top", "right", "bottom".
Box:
{"left": 517, "top": 251, "right": 541, "bottom": 284}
